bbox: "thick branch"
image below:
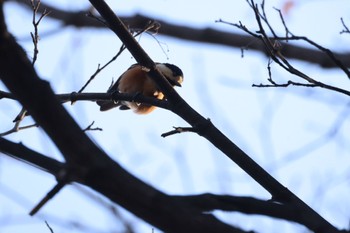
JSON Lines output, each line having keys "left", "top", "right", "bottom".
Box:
{"left": 0, "top": 137, "right": 63, "bottom": 175}
{"left": 173, "top": 194, "right": 302, "bottom": 223}
{"left": 8, "top": 0, "right": 350, "bottom": 68}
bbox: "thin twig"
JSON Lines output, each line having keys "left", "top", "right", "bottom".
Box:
{"left": 273, "top": 7, "right": 292, "bottom": 40}
{"left": 253, "top": 80, "right": 318, "bottom": 88}
{"left": 45, "top": 221, "right": 54, "bottom": 233}
{"left": 222, "top": 0, "right": 350, "bottom": 96}
{"left": 30, "top": 169, "right": 70, "bottom": 216}
{"left": 340, "top": 17, "right": 350, "bottom": 34}
{"left": 83, "top": 121, "right": 102, "bottom": 132}
{"left": 77, "top": 44, "right": 126, "bottom": 93}
{"left": 30, "top": 0, "right": 50, "bottom": 65}
{"left": 0, "top": 108, "right": 38, "bottom": 136}
{"left": 161, "top": 126, "right": 197, "bottom": 137}
{"left": 78, "top": 20, "right": 160, "bottom": 93}
{"left": 0, "top": 122, "right": 39, "bottom": 136}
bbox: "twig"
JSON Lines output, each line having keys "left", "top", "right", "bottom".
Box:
{"left": 45, "top": 221, "right": 54, "bottom": 233}
{"left": 74, "top": 185, "right": 135, "bottom": 232}
{"left": 30, "top": 0, "right": 50, "bottom": 65}
{"left": 0, "top": 108, "right": 38, "bottom": 136}
{"left": 77, "top": 20, "right": 161, "bottom": 93}
{"left": 340, "top": 17, "right": 350, "bottom": 34}
{"left": 30, "top": 170, "right": 70, "bottom": 216}
{"left": 13, "top": 107, "right": 28, "bottom": 122}
{"left": 0, "top": 122, "right": 39, "bottom": 136}
{"left": 86, "top": 11, "right": 108, "bottom": 26}
{"left": 77, "top": 44, "right": 126, "bottom": 93}
{"left": 83, "top": 121, "right": 102, "bottom": 132}
{"left": 273, "top": 7, "right": 292, "bottom": 40}
{"left": 253, "top": 80, "right": 317, "bottom": 88}
{"left": 161, "top": 126, "right": 197, "bottom": 137}
{"left": 222, "top": 0, "right": 350, "bottom": 96}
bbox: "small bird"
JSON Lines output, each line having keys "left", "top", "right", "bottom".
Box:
{"left": 96, "top": 63, "right": 183, "bottom": 114}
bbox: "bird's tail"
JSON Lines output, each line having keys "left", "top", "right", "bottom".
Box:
{"left": 96, "top": 100, "right": 120, "bottom": 111}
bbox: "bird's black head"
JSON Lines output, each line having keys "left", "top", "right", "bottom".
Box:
{"left": 163, "top": 63, "right": 184, "bottom": 78}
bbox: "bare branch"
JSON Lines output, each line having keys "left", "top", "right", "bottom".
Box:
{"left": 0, "top": 108, "right": 39, "bottom": 136}
{"left": 0, "top": 91, "right": 171, "bottom": 135}
{"left": 273, "top": 7, "right": 292, "bottom": 40}
{"left": 252, "top": 80, "right": 318, "bottom": 88}
{"left": 30, "top": 179, "right": 68, "bottom": 216}
{"left": 161, "top": 126, "right": 198, "bottom": 137}
{"left": 9, "top": 0, "right": 350, "bottom": 68}
{"left": 0, "top": 137, "right": 64, "bottom": 175}
{"left": 45, "top": 221, "right": 54, "bottom": 233}
{"left": 340, "top": 17, "right": 350, "bottom": 34}
{"left": 77, "top": 20, "right": 161, "bottom": 93}
{"left": 77, "top": 45, "right": 126, "bottom": 93}
{"left": 224, "top": 0, "right": 350, "bottom": 97}
{"left": 173, "top": 194, "right": 300, "bottom": 223}
{"left": 30, "top": 0, "right": 50, "bottom": 65}
{"left": 83, "top": 121, "right": 102, "bottom": 132}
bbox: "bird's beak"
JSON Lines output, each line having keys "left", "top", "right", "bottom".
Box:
{"left": 172, "top": 76, "right": 183, "bottom": 87}
{"left": 174, "top": 81, "right": 182, "bottom": 87}
{"left": 167, "top": 76, "right": 183, "bottom": 87}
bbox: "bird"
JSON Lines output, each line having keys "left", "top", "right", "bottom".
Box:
{"left": 96, "top": 63, "right": 184, "bottom": 114}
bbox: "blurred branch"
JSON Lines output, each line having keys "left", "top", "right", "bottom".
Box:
{"left": 0, "top": 137, "right": 66, "bottom": 216}
{"left": 0, "top": 137, "right": 63, "bottom": 175}
{"left": 7, "top": 0, "right": 350, "bottom": 69}
{"left": 75, "top": 185, "right": 136, "bottom": 233}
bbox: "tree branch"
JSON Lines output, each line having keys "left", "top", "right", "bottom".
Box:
{"left": 87, "top": 0, "right": 342, "bottom": 232}
{"left": 173, "top": 194, "right": 302, "bottom": 223}
{"left": 0, "top": 90, "right": 172, "bottom": 111}
{"left": 0, "top": 2, "right": 245, "bottom": 232}
{"left": 7, "top": 0, "right": 350, "bottom": 68}
{"left": 0, "top": 137, "right": 63, "bottom": 175}
{"left": 224, "top": 1, "right": 350, "bottom": 97}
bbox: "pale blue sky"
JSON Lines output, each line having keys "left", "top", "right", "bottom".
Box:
{"left": 1, "top": 0, "right": 350, "bottom": 232}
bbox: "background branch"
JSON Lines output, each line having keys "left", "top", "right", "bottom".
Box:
{"left": 6, "top": 0, "right": 350, "bottom": 68}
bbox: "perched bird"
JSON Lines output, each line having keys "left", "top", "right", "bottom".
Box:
{"left": 96, "top": 63, "right": 183, "bottom": 114}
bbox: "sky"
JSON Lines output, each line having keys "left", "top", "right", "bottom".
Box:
{"left": 1, "top": 0, "right": 350, "bottom": 232}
